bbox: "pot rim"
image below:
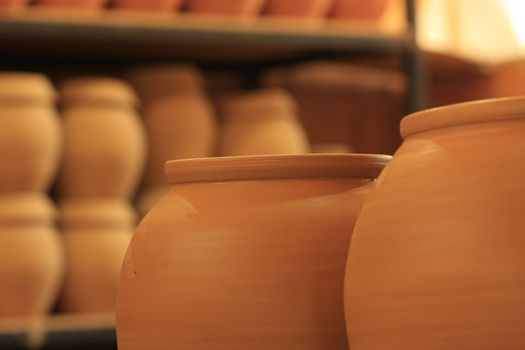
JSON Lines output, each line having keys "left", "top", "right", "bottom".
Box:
{"left": 401, "top": 96, "right": 525, "bottom": 138}
{"left": 165, "top": 153, "right": 391, "bottom": 184}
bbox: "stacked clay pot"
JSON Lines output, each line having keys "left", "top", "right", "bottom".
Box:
{"left": 331, "top": 0, "right": 390, "bottom": 23}
{"left": 265, "top": 0, "right": 334, "bottom": 20}
{"left": 126, "top": 65, "right": 217, "bottom": 217}
{"left": 345, "top": 96, "right": 525, "bottom": 350}
{"left": 0, "top": 73, "right": 63, "bottom": 317}
{"left": 57, "top": 77, "right": 146, "bottom": 312}
{"left": 117, "top": 153, "right": 390, "bottom": 350}
{"left": 220, "top": 89, "right": 310, "bottom": 156}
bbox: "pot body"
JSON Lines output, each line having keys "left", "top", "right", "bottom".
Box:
{"left": 186, "top": 0, "right": 265, "bottom": 16}
{"left": 0, "top": 0, "right": 27, "bottom": 11}
{"left": 117, "top": 154, "right": 389, "bottom": 350}
{"left": 331, "top": 0, "right": 389, "bottom": 22}
{"left": 0, "top": 105, "right": 62, "bottom": 192}
{"left": 265, "top": 0, "right": 334, "bottom": 18}
{"left": 0, "top": 194, "right": 63, "bottom": 317}
{"left": 346, "top": 98, "right": 525, "bottom": 350}
{"left": 57, "top": 105, "right": 146, "bottom": 198}
{"left": 143, "top": 95, "right": 217, "bottom": 186}
{"left": 35, "top": 0, "right": 108, "bottom": 10}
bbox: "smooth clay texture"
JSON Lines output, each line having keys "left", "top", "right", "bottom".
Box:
{"left": 117, "top": 154, "right": 389, "bottom": 350}
{"left": 345, "top": 96, "right": 525, "bottom": 350}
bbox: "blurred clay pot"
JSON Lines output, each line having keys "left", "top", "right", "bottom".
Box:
{"left": 112, "top": 0, "right": 183, "bottom": 12}
{"left": 186, "top": 0, "right": 265, "bottom": 17}
{"left": 59, "top": 198, "right": 134, "bottom": 313}
{"left": 35, "top": 0, "right": 108, "bottom": 11}
{"left": 126, "top": 64, "right": 205, "bottom": 105}
{"left": 0, "top": 0, "right": 28, "bottom": 12}
{"left": 331, "top": 0, "right": 389, "bottom": 22}
{"left": 265, "top": 0, "right": 334, "bottom": 19}
{"left": 117, "top": 153, "right": 390, "bottom": 350}
{"left": 220, "top": 89, "right": 309, "bottom": 155}
{"left": 57, "top": 77, "right": 146, "bottom": 199}
{"left": 142, "top": 95, "right": 217, "bottom": 186}
{"left": 0, "top": 72, "right": 62, "bottom": 192}
{"left": 0, "top": 193, "right": 63, "bottom": 317}
{"left": 346, "top": 96, "right": 525, "bottom": 350}
{"left": 135, "top": 186, "right": 168, "bottom": 217}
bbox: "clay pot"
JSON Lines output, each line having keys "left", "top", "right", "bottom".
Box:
{"left": 135, "top": 186, "right": 168, "bottom": 217}
{"left": 117, "top": 153, "right": 390, "bottom": 350}
{"left": 310, "top": 142, "right": 353, "bottom": 153}
{"left": 331, "top": 0, "right": 390, "bottom": 22}
{"left": 35, "top": 0, "right": 108, "bottom": 11}
{"left": 0, "top": 73, "right": 62, "bottom": 193}
{"left": 142, "top": 95, "right": 217, "bottom": 186}
{"left": 57, "top": 77, "right": 146, "bottom": 199}
{"left": 126, "top": 64, "right": 205, "bottom": 105}
{"left": 112, "top": 0, "right": 183, "bottom": 12}
{"left": 220, "top": 89, "right": 309, "bottom": 156}
{"left": 345, "top": 96, "right": 525, "bottom": 350}
{"left": 265, "top": 0, "right": 334, "bottom": 19}
{"left": 0, "top": 0, "right": 28, "bottom": 12}
{"left": 0, "top": 193, "right": 63, "bottom": 317}
{"left": 59, "top": 198, "right": 134, "bottom": 313}
{"left": 186, "top": 0, "right": 265, "bottom": 17}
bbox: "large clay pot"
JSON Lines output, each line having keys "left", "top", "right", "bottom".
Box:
{"left": 0, "top": 73, "right": 62, "bottom": 193}
{"left": 142, "top": 95, "right": 217, "bottom": 186}
{"left": 265, "top": 0, "right": 334, "bottom": 19}
{"left": 220, "top": 89, "right": 309, "bottom": 156}
{"left": 186, "top": 0, "right": 265, "bottom": 17}
{"left": 0, "top": 193, "right": 63, "bottom": 317}
{"left": 345, "top": 96, "right": 525, "bottom": 350}
{"left": 59, "top": 198, "right": 134, "bottom": 313}
{"left": 112, "top": 0, "right": 183, "bottom": 12}
{"left": 57, "top": 77, "right": 146, "bottom": 199}
{"left": 331, "top": 0, "right": 390, "bottom": 22}
{"left": 117, "top": 153, "right": 390, "bottom": 350}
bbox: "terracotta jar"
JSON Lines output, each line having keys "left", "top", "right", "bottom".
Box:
{"left": 142, "top": 95, "right": 217, "bottom": 186}
{"left": 112, "top": 0, "right": 183, "bottom": 12}
{"left": 331, "top": 0, "right": 389, "bottom": 22}
{"left": 0, "top": 193, "right": 63, "bottom": 317}
{"left": 265, "top": 0, "right": 334, "bottom": 19}
{"left": 220, "top": 89, "right": 309, "bottom": 156}
{"left": 185, "top": 0, "right": 265, "bottom": 17}
{"left": 57, "top": 77, "right": 146, "bottom": 199}
{"left": 117, "top": 153, "right": 390, "bottom": 350}
{"left": 345, "top": 96, "right": 525, "bottom": 350}
{"left": 0, "top": 73, "right": 62, "bottom": 193}
{"left": 35, "top": 0, "right": 108, "bottom": 11}
{"left": 126, "top": 64, "right": 205, "bottom": 106}
{"left": 59, "top": 198, "right": 134, "bottom": 313}
{"left": 0, "top": 0, "right": 27, "bottom": 12}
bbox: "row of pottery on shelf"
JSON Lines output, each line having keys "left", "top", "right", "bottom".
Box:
{"left": 117, "top": 95, "right": 525, "bottom": 350}
{"left": 0, "top": 0, "right": 391, "bottom": 22}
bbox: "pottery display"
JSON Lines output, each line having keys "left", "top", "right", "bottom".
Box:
{"left": 59, "top": 198, "right": 134, "bottom": 312}
{"left": 265, "top": 0, "right": 334, "bottom": 19}
{"left": 0, "top": 72, "right": 62, "bottom": 193}
{"left": 331, "top": 0, "right": 389, "bottom": 22}
{"left": 0, "top": 193, "right": 63, "bottom": 317}
{"left": 117, "top": 153, "right": 390, "bottom": 350}
{"left": 0, "top": 0, "right": 28, "bottom": 12}
{"left": 112, "top": 0, "right": 183, "bottom": 12}
{"left": 57, "top": 77, "right": 146, "bottom": 198}
{"left": 35, "top": 0, "right": 108, "bottom": 11}
{"left": 219, "top": 89, "right": 309, "bottom": 156}
{"left": 345, "top": 96, "right": 525, "bottom": 350}
{"left": 126, "top": 64, "right": 205, "bottom": 105}
{"left": 142, "top": 95, "right": 217, "bottom": 186}
{"left": 185, "top": 0, "right": 265, "bottom": 17}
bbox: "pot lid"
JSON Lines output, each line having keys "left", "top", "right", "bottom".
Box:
{"left": 59, "top": 77, "right": 139, "bottom": 107}
{"left": 166, "top": 153, "right": 391, "bottom": 184}
{"left": 0, "top": 72, "right": 56, "bottom": 103}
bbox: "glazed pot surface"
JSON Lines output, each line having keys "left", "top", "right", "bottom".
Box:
{"left": 346, "top": 96, "right": 525, "bottom": 350}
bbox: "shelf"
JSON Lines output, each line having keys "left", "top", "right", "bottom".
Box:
{"left": 0, "top": 313, "right": 116, "bottom": 350}
{"left": 0, "top": 10, "right": 408, "bottom": 66}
